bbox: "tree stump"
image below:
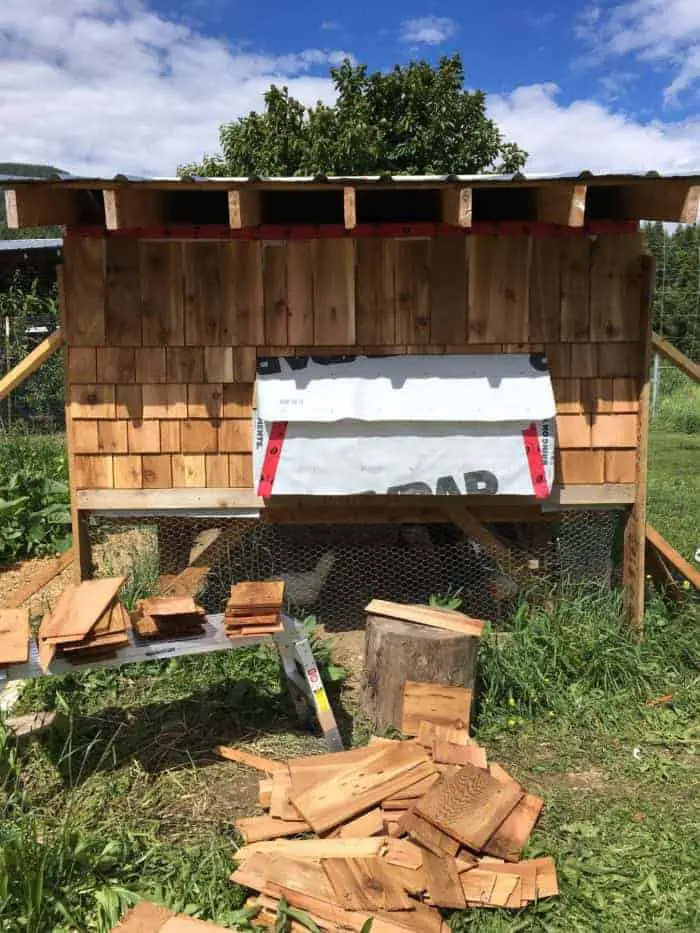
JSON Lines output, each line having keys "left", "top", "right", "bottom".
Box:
{"left": 360, "top": 615, "right": 479, "bottom": 732}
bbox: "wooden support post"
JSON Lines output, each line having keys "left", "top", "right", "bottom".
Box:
{"left": 644, "top": 540, "right": 682, "bottom": 603}
{"left": 57, "top": 264, "right": 92, "bottom": 583}
{"left": 441, "top": 186, "right": 472, "bottom": 227}
{"left": 534, "top": 184, "right": 587, "bottom": 226}
{"left": 343, "top": 187, "right": 357, "bottom": 229}
{"left": 651, "top": 332, "right": 700, "bottom": 383}
{"left": 622, "top": 252, "right": 655, "bottom": 633}
{"left": 229, "top": 189, "right": 261, "bottom": 228}
{"left": 0, "top": 329, "right": 65, "bottom": 402}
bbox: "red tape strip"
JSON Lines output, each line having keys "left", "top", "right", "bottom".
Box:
{"left": 257, "top": 422, "right": 288, "bottom": 497}
{"left": 522, "top": 422, "right": 550, "bottom": 500}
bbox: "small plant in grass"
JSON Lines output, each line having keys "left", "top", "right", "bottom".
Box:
{"left": 110, "top": 547, "right": 162, "bottom": 611}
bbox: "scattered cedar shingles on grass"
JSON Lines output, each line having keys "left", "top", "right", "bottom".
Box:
{"left": 225, "top": 715, "right": 558, "bottom": 926}
{"left": 401, "top": 681, "right": 473, "bottom": 735}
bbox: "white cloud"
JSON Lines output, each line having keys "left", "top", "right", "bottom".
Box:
{"left": 0, "top": 0, "right": 348, "bottom": 176}
{"left": 489, "top": 83, "right": 700, "bottom": 174}
{"left": 321, "top": 21, "right": 340, "bottom": 31}
{"left": 578, "top": 1, "right": 700, "bottom": 102}
{"left": 400, "top": 16, "right": 457, "bottom": 46}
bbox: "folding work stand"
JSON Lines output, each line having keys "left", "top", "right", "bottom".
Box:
{"left": 0, "top": 612, "right": 344, "bottom": 751}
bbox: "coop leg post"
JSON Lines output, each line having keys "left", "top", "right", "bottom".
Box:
{"left": 623, "top": 252, "right": 654, "bottom": 635}
{"left": 72, "top": 509, "right": 93, "bottom": 582}
{"left": 275, "top": 615, "right": 344, "bottom": 751}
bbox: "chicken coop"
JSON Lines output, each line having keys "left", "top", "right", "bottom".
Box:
{"left": 4, "top": 172, "right": 699, "bottom": 629}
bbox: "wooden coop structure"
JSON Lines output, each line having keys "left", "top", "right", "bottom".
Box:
{"left": 3, "top": 171, "right": 700, "bottom": 629}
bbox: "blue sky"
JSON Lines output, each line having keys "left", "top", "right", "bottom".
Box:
{"left": 1, "top": 1, "right": 700, "bottom": 177}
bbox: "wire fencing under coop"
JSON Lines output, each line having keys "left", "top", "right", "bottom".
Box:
{"left": 87, "top": 508, "right": 626, "bottom": 630}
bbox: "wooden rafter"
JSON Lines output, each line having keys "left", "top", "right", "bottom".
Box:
{"left": 5, "top": 175, "right": 700, "bottom": 230}
{"left": 646, "top": 524, "right": 700, "bottom": 590}
{"left": 651, "top": 333, "right": 700, "bottom": 383}
{"left": 0, "top": 329, "right": 65, "bottom": 403}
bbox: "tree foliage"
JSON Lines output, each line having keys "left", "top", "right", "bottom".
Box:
{"left": 645, "top": 222, "right": 700, "bottom": 360}
{"left": 181, "top": 55, "right": 527, "bottom": 177}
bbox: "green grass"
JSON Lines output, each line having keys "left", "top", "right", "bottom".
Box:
{"left": 648, "top": 425, "right": 699, "bottom": 563}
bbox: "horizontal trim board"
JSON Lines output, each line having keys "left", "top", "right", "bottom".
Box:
{"left": 77, "top": 483, "right": 635, "bottom": 512}
{"left": 65, "top": 220, "right": 640, "bottom": 240}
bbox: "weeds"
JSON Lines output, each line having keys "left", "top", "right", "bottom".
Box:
{"left": 0, "top": 430, "right": 69, "bottom": 564}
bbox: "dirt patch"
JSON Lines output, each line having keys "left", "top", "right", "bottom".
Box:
{"left": 163, "top": 761, "right": 261, "bottom": 828}
{"left": 325, "top": 628, "right": 366, "bottom": 693}
{"left": 559, "top": 768, "right": 607, "bottom": 791}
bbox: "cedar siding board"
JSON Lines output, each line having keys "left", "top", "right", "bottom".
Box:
{"left": 61, "top": 232, "right": 646, "bottom": 492}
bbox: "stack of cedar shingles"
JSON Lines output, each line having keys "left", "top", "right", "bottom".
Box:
{"left": 224, "top": 581, "right": 285, "bottom": 639}
{"left": 225, "top": 691, "right": 558, "bottom": 925}
{"left": 132, "top": 596, "right": 206, "bottom": 640}
{"left": 37, "top": 577, "right": 129, "bottom": 670}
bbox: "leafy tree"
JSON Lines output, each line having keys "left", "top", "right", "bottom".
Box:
{"left": 181, "top": 55, "right": 526, "bottom": 177}
{"left": 645, "top": 222, "right": 700, "bottom": 360}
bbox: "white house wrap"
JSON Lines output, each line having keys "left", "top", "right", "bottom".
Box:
{"left": 254, "top": 354, "right": 556, "bottom": 498}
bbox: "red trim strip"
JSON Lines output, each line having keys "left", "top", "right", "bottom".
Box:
{"left": 257, "top": 421, "right": 288, "bottom": 497}
{"left": 522, "top": 422, "right": 550, "bottom": 500}
{"left": 66, "top": 219, "right": 639, "bottom": 239}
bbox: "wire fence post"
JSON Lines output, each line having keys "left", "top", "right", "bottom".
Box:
{"left": 650, "top": 351, "right": 660, "bottom": 417}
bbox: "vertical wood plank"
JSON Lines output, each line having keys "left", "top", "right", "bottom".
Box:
{"left": 72, "top": 421, "right": 100, "bottom": 453}
{"left": 113, "top": 455, "right": 143, "bottom": 489}
{"left": 73, "top": 455, "right": 114, "bottom": 489}
{"left": 172, "top": 455, "right": 206, "bottom": 487}
{"left": 287, "top": 240, "right": 315, "bottom": 345}
{"left": 95, "top": 348, "right": 135, "bottom": 384}
{"left": 560, "top": 237, "right": 590, "bottom": 342}
{"left": 159, "top": 421, "right": 181, "bottom": 453}
{"left": 187, "top": 383, "right": 224, "bottom": 419}
{"left": 233, "top": 348, "right": 257, "bottom": 382}
{"left": 140, "top": 241, "right": 184, "bottom": 346}
{"left": 225, "top": 241, "right": 264, "bottom": 345}
{"left": 220, "top": 419, "right": 252, "bottom": 453}
{"left": 166, "top": 348, "right": 204, "bottom": 382}
{"left": 529, "top": 237, "right": 561, "bottom": 342}
{"left": 127, "top": 420, "right": 161, "bottom": 454}
{"left": 204, "top": 347, "right": 234, "bottom": 383}
{"left": 623, "top": 252, "right": 654, "bottom": 632}
{"left": 430, "top": 237, "right": 468, "bottom": 344}
{"left": 229, "top": 454, "right": 253, "bottom": 487}
{"left": 134, "top": 347, "right": 166, "bottom": 383}
{"left": 558, "top": 450, "right": 604, "bottom": 484}
{"left": 590, "top": 234, "right": 644, "bottom": 342}
{"left": 115, "top": 384, "right": 142, "bottom": 420}
{"left": 605, "top": 449, "right": 637, "bottom": 483}
{"left": 142, "top": 455, "right": 172, "bottom": 488}
{"left": 356, "top": 239, "right": 395, "bottom": 346}
{"left": 63, "top": 237, "right": 106, "bottom": 346}
{"left": 262, "top": 242, "right": 289, "bottom": 345}
{"left": 104, "top": 237, "right": 141, "bottom": 346}
{"left": 395, "top": 239, "right": 430, "bottom": 344}
{"left": 570, "top": 343, "right": 597, "bottom": 378}
{"left": 184, "top": 241, "right": 222, "bottom": 345}
{"left": 181, "top": 420, "right": 218, "bottom": 453}
{"left": 313, "top": 239, "right": 355, "bottom": 345}
{"left": 469, "top": 236, "right": 530, "bottom": 343}
{"left": 97, "top": 420, "right": 128, "bottom": 453}
{"left": 205, "top": 454, "right": 230, "bottom": 487}
{"left": 67, "top": 348, "right": 97, "bottom": 382}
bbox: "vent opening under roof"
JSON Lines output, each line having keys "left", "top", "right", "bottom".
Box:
{"left": 260, "top": 189, "right": 344, "bottom": 225}
{"left": 356, "top": 188, "right": 442, "bottom": 224}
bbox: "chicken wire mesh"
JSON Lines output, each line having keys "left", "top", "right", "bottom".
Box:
{"left": 87, "top": 509, "right": 625, "bottom": 630}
